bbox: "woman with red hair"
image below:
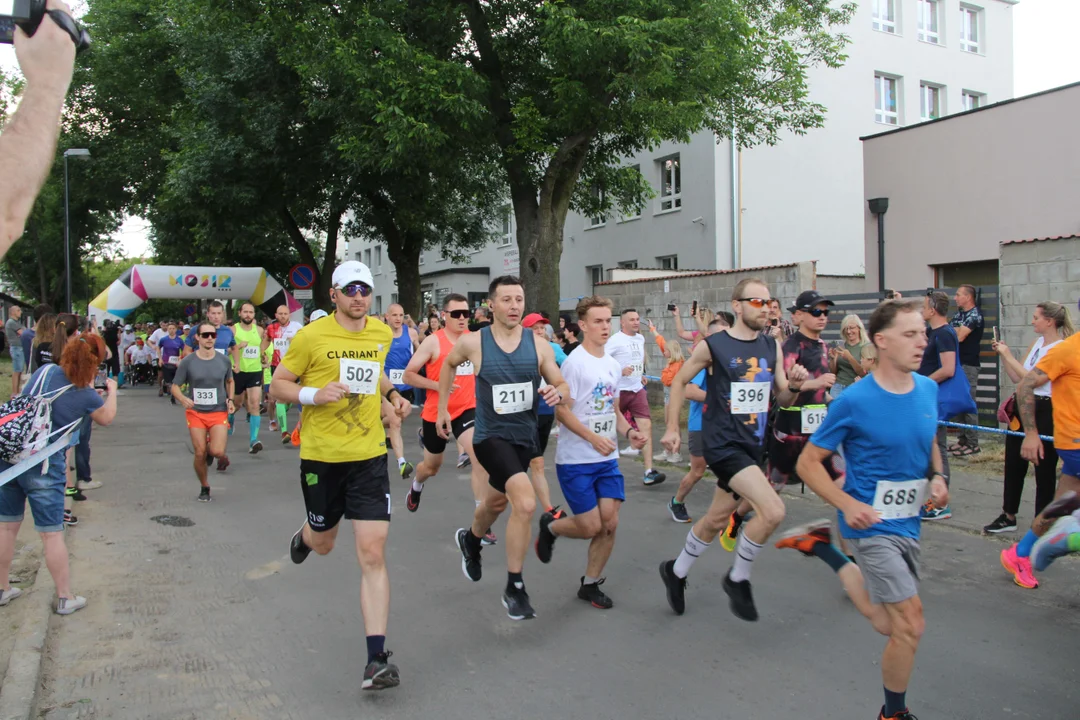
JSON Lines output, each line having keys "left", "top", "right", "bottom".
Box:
{"left": 0, "top": 317, "right": 117, "bottom": 615}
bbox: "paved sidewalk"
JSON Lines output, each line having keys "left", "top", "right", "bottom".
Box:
{"left": 29, "top": 389, "right": 1080, "bottom": 719}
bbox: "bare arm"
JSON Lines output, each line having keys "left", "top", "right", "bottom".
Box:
{"left": 402, "top": 335, "right": 440, "bottom": 391}
{"left": 665, "top": 340, "right": 711, "bottom": 432}
{"left": 773, "top": 338, "right": 800, "bottom": 406}
{"left": 671, "top": 307, "right": 695, "bottom": 342}
{"left": 536, "top": 340, "right": 570, "bottom": 406}
{"left": 797, "top": 443, "right": 857, "bottom": 513}
{"left": 994, "top": 340, "right": 1032, "bottom": 385}
{"left": 89, "top": 381, "right": 119, "bottom": 426}
{"left": 955, "top": 325, "right": 972, "bottom": 343}
{"left": 1016, "top": 367, "right": 1048, "bottom": 434}
{"left": 928, "top": 350, "right": 956, "bottom": 383}
{"left": 437, "top": 334, "right": 477, "bottom": 417}
{"left": 685, "top": 382, "right": 707, "bottom": 403}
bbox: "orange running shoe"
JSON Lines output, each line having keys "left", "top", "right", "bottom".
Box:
{"left": 290, "top": 426, "right": 301, "bottom": 447}
{"left": 774, "top": 519, "right": 833, "bottom": 556}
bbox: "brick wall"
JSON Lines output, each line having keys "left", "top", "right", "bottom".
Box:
{"left": 594, "top": 262, "right": 816, "bottom": 404}
{"left": 998, "top": 236, "right": 1080, "bottom": 399}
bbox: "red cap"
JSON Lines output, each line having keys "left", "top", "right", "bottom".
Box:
{"left": 522, "top": 313, "right": 549, "bottom": 328}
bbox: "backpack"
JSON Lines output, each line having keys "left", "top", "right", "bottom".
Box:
{"left": 0, "top": 365, "right": 79, "bottom": 465}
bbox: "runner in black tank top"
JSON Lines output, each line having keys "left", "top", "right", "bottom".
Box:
{"left": 439, "top": 276, "right": 569, "bottom": 621}
{"left": 658, "top": 278, "right": 808, "bottom": 622}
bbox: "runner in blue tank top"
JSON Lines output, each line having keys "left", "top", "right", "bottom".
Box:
{"left": 382, "top": 304, "right": 419, "bottom": 479}
{"left": 658, "top": 277, "right": 808, "bottom": 622}
{"left": 442, "top": 276, "right": 569, "bottom": 621}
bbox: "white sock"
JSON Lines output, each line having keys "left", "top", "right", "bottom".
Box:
{"left": 729, "top": 533, "right": 764, "bottom": 583}
{"left": 673, "top": 528, "right": 710, "bottom": 578}
{"left": 583, "top": 576, "right": 599, "bottom": 585}
{"left": 475, "top": 499, "right": 481, "bottom": 508}
{"left": 411, "top": 479, "right": 424, "bottom": 493}
{"left": 398, "top": 456, "right": 407, "bottom": 468}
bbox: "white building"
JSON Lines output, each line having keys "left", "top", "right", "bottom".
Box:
{"left": 354, "top": 0, "right": 1016, "bottom": 312}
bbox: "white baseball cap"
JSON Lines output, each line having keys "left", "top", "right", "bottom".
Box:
{"left": 309, "top": 309, "right": 328, "bottom": 322}
{"left": 331, "top": 261, "right": 374, "bottom": 290}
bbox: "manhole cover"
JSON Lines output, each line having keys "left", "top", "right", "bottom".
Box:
{"left": 150, "top": 515, "right": 195, "bottom": 527}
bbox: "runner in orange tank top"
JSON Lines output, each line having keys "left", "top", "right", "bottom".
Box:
{"left": 403, "top": 294, "right": 495, "bottom": 542}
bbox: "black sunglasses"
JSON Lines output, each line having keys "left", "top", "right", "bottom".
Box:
{"left": 446, "top": 309, "right": 470, "bottom": 319}
{"left": 198, "top": 332, "right": 217, "bottom": 339}
{"left": 336, "top": 283, "right": 373, "bottom": 298}
{"left": 806, "top": 308, "right": 830, "bottom": 318}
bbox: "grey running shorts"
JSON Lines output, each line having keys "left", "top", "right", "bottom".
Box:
{"left": 849, "top": 535, "right": 921, "bottom": 605}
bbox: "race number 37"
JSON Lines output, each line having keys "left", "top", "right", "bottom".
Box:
{"left": 730, "top": 381, "right": 770, "bottom": 414}
{"left": 340, "top": 359, "right": 379, "bottom": 395}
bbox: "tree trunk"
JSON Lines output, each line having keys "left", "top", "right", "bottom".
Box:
{"left": 386, "top": 232, "right": 423, "bottom": 319}
{"left": 314, "top": 203, "right": 346, "bottom": 311}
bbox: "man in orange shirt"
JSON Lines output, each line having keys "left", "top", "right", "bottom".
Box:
{"left": 1001, "top": 331, "right": 1080, "bottom": 584}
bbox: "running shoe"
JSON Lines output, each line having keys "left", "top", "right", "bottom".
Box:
{"left": 290, "top": 524, "right": 311, "bottom": 564}
{"left": 216, "top": 455, "right": 230, "bottom": 472}
{"left": 0, "top": 587, "right": 22, "bottom": 606}
{"left": 668, "top": 497, "right": 691, "bottom": 523}
{"left": 205, "top": 453, "right": 215, "bottom": 467}
{"left": 983, "top": 514, "right": 1017, "bottom": 534}
{"left": 291, "top": 427, "right": 301, "bottom": 446}
{"left": 620, "top": 446, "right": 641, "bottom": 457}
{"left": 55, "top": 595, "right": 87, "bottom": 615}
{"left": 455, "top": 528, "right": 482, "bottom": 581}
{"left": 658, "top": 559, "right": 687, "bottom": 615}
{"left": 249, "top": 440, "right": 263, "bottom": 455}
{"left": 1042, "top": 490, "right": 1080, "bottom": 520}
{"left": 535, "top": 511, "right": 556, "bottom": 563}
{"left": 1031, "top": 515, "right": 1080, "bottom": 572}
{"left": 502, "top": 586, "right": 536, "bottom": 620}
{"left": 416, "top": 428, "right": 424, "bottom": 448}
{"left": 920, "top": 502, "right": 952, "bottom": 521}
{"left": 578, "top": 577, "right": 613, "bottom": 609}
{"left": 65, "top": 487, "right": 87, "bottom": 502}
{"left": 456, "top": 453, "right": 471, "bottom": 469}
{"left": 653, "top": 451, "right": 670, "bottom": 462}
{"left": 63, "top": 509, "right": 78, "bottom": 526}
{"left": 643, "top": 469, "right": 666, "bottom": 486}
{"left": 1000, "top": 543, "right": 1038, "bottom": 589}
{"left": 269, "top": 420, "right": 279, "bottom": 432}
{"left": 720, "top": 512, "right": 743, "bottom": 553}
{"left": 198, "top": 487, "right": 211, "bottom": 503}
{"left": 666, "top": 452, "right": 684, "bottom": 465}
{"left": 548, "top": 505, "right": 567, "bottom": 520}
{"left": 481, "top": 529, "right": 498, "bottom": 546}
{"left": 281, "top": 431, "right": 291, "bottom": 444}
{"left": 878, "top": 709, "right": 919, "bottom": 720}
{"left": 362, "top": 651, "right": 400, "bottom": 691}
{"left": 399, "top": 461, "right": 415, "bottom": 480}
{"left": 722, "top": 571, "right": 758, "bottom": 622}
{"left": 774, "top": 519, "right": 832, "bottom": 556}
{"left": 77, "top": 478, "right": 102, "bottom": 490}
{"left": 405, "top": 487, "right": 422, "bottom": 513}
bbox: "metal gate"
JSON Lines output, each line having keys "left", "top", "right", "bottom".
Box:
{"left": 821, "top": 287, "right": 1000, "bottom": 425}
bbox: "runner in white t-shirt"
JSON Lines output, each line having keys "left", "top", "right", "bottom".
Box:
{"left": 148, "top": 320, "right": 169, "bottom": 396}
{"left": 535, "top": 296, "right": 646, "bottom": 609}
{"left": 605, "top": 310, "right": 665, "bottom": 486}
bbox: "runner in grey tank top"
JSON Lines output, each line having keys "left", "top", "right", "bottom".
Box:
{"left": 438, "top": 276, "right": 569, "bottom": 621}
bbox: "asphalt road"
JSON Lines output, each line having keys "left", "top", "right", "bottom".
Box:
{"left": 32, "top": 387, "right": 1080, "bottom": 720}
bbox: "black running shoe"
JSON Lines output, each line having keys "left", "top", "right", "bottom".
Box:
{"left": 659, "top": 559, "right": 686, "bottom": 615}
{"left": 405, "top": 487, "right": 421, "bottom": 513}
{"left": 983, "top": 513, "right": 1017, "bottom": 534}
{"left": 63, "top": 509, "right": 78, "bottom": 526}
{"left": 249, "top": 441, "right": 263, "bottom": 454}
{"left": 205, "top": 453, "right": 215, "bottom": 468}
{"left": 290, "top": 524, "right": 311, "bottom": 564}
{"left": 643, "top": 468, "right": 666, "bottom": 486}
{"left": 722, "top": 571, "right": 758, "bottom": 622}
{"left": 455, "top": 528, "right": 482, "bottom": 581}
{"left": 362, "top": 651, "right": 400, "bottom": 690}
{"left": 535, "top": 511, "right": 556, "bottom": 563}
{"left": 198, "top": 487, "right": 211, "bottom": 503}
{"left": 502, "top": 586, "right": 536, "bottom": 620}
{"left": 578, "top": 577, "right": 613, "bottom": 609}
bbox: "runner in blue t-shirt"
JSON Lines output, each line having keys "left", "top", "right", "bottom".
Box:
{"left": 158, "top": 322, "right": 187, "bottom": 403}
{"left": 183, "top": 302, "right": 236, "bottom": 357}
{"left": 773, "top": 299, "right": 948, "bottom": 720}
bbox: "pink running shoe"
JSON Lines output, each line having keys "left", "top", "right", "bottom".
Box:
{"left": 1000, "top": 543, "right": 1039, "bottom": 589}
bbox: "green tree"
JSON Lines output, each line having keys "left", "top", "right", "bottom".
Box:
{"left": 319, "top": 0, "right": 854, "bottom": 314}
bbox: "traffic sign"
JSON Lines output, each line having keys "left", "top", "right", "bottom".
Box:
{"left": 293, "top": 289, "right": 313, "bottom": 300}
{"left": 289, "top": 264, "right": 316, "bottom": 290}
{"left": 184, "top": 304, "right": 197, "bottom": 317}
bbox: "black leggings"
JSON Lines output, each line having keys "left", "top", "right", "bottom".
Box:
{"left": 1002, "top": 396, "right": 1057, "bottom": 517}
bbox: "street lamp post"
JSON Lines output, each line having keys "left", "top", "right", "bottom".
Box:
{"left": 63, "top": 148, "right": 91, "bottom": 313}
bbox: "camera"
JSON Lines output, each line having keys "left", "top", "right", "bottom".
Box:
{"left": 93, "top": 363, "right": 108, "bottom": 390}
{"left": 0, "top": 0, "right": 91, "bottom": 51}
{"left": 667, "top": 303, "right": 676, "bottom": 312}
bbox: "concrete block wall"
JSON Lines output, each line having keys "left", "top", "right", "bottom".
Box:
{"left": 594, "top": 262, "right": 816, "bottom": 405}
{"left": 998, "top": 236, "right": 1080, "bottom": 399}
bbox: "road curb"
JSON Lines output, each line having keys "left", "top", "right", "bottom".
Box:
{"left": 0, "top": 561, "right": 54, "bottom": 720}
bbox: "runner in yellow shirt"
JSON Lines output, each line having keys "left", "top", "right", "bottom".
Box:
{"left": 270, "top": 261, "right": 410, "bottom": 691}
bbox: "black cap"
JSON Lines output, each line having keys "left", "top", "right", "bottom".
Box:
{"left": 789, "top": 290, "right": 835, "bottom": 313}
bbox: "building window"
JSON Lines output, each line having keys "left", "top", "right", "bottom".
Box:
{"left": 657, "top": 255, "right": 678, "bottom": 270}
{"left": 961, "top": 90, "right": 984, "bottom": 111}
{"left": 620, "top": 165, "right": 643, "bottom": 222}
{"left": 391, "top": 293, "right": 399, "bottom": 305}
{"left": 438, "top": 246, "right": 449, "bottom": 262}
{"left": 917, "top": 0, "right": 940, "bottom": 45}
{"left": 374, "top": 296, "right": 383, "bottom": 316}
{"left": 919, "top": 83, "right": 942, "bottom": 121}
{"left": 418, "top": 250, "right": 425, "bottom": 265}
{"left": 872, "top": 0, "right": 896, "bottom": 34}
{"left": 499, "top": 207, "right": 513, "bottom": 247}
{"left": 617, "top": 260, "right": 638, "bottom": 269}
{"left": 587, "top": 265, "right": 603, "bottom": 287}
{"left": 874, "top": 74, "right": 900, "bottom": 125}
{"left": 657, "top": 155, "right": 681, "bottom": 213}
{"left": 374, "top": 246, "right": 382, "bottom": 274}
{"left": 364, "top": 248, "right": 372, "bottom": 267}
{"left": 587, "top": 186, "right": 606, "bottom": 228}
{"left": 960, "top": 6, "right": 980, "bottom": 53}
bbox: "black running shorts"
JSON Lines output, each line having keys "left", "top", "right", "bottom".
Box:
{"left": 768, "top": 428, "right": 844, "bottom": 489}
{"left": 421, "top": 408, "right": 476, "bottom": 455}
{"left": 474, "top": 437, "right": 533, "bottom": 494}
{"left": 706, "top": 443, "right": 765, "bottom": 500}
{"left": 234, "top": 370, "right": 263, "bottom": 394}
{"left": 299, "top": 455, "right": 391, "bottom": 531}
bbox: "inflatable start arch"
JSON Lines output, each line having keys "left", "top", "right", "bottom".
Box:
{"left": 88, "top": 265, "right": 305, "bottom": 325}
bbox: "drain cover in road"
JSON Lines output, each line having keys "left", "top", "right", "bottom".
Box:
{"left": 150, "top": 515, "right": 196, "bottom": 527}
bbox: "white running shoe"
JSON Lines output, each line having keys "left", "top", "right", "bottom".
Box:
{"left": 56, "top": 595, "right": 87, "bottom": 615}
{"left": 621, "top": 446, "right": 641, "bottom": 457}
{"left": 77, "top": 479, "right": 102, "bottom": 491}
{"left": 0, "top": 587, "right": 23, "bottom": 606}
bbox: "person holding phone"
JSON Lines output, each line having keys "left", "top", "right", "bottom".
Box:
{"left": 830, "top": 314, "right": 874, "bottom": 397}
